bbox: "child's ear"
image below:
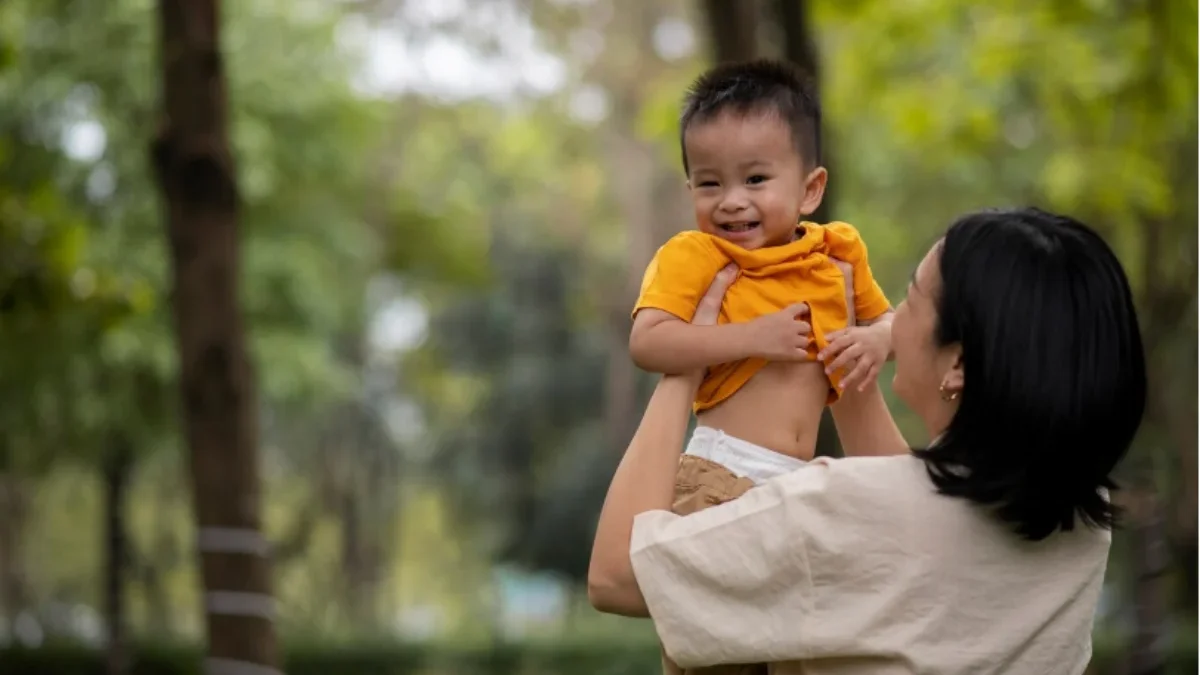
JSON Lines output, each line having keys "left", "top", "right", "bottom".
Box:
{"left": 798, "top": 166, "right": 828, "bottom": 216}
{"left": 685, "top": 179, "right": 693, "bottom": 191}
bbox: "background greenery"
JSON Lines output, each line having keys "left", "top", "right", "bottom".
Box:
{"left": 0, "top": 0, "right": 1194, "bottom": 672}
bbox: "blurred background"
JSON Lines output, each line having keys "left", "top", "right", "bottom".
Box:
{"left": 0, "top": 0, "right": 1195, "bottom": 673}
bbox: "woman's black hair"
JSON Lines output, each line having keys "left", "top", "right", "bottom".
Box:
{"left": 913, "top": 207, "right": 1147, "bottom": 541}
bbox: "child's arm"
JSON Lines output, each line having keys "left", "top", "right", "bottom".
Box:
{"left": 817, "top": 224, "right": 895, "bottom": 391}
{"left": 631, "top": 302, "right": 814, "bottom": 375}
{"left": 630, "top": 309, "right": 753, "bottom": 374}
{"left": 858, "top": 309, "right": 895, "bottom": 327}
{"left": 631, "top": 234, "right": 812, "bottom": 374}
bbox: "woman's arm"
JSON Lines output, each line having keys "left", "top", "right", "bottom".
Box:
{"left": 829, "top": 383, "right": 909, "bottom": 457}
{"left": 587, "top": 265, "right": 738, "bottom": 617}
{"left": 825, "top": 259, "right": 909, "bottom": 457}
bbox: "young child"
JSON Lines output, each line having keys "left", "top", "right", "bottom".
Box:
{"left": 630, "top": 59, "right": 894, "bottom": 675}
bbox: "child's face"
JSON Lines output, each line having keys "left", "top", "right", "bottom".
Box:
{"left": 684, "top": 111, "right": 826, "bottom": 250}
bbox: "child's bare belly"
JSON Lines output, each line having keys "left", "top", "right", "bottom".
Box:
{"left": 695, "top": 360, "right": 829, "bottom": 461}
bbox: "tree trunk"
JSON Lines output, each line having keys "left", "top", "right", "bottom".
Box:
{"left": 1139, "top": 0, "right": 1198, "bottom": 630}
{"left": 774, "top": 0, "right": 830, "bottom": 220}
{"left": 102, "top": 440, "right": 133, "bottom": 675}
{"left": 133, "top": 551, "right": 173, "bottom": 638}
{"left": 339, "top": 489, "right": 380, "bottom": 628}
{"left": 150, "top": 1, "right": 280, "bottom": 672}
{"left": 0, "top": 473, "right": 30, "bottom": 626}
{"left": 131, "top": 469, "right": 184, "bottom": 638}
{"left": 1127, "top": 492, "right": 1171, "bottom": 675}
{"left": 772, "top": 0, "right": 844, "bottom": 459}
{"left": 701, "top": 0, "right": 759, "bottom": 62}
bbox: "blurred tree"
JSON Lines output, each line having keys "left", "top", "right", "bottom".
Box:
{"left": 150, "top": 0, "right": 280, "bottom": 671}
{"left": 414, "top": 237, "right": 609, "bottom": 583}
{"left": 358, "top": 0, "right": 653, "bottom": 594}
{"left": 3, "top": 0, "right": 437, "bottom": 640}
{"left": 402, "top": 0, "right": 703, "bottom": 588}
{"left": 701, "top": 0, "right": 758, "bottom": 62}
{"left": 393, "top": 96, "right": 613, "bottom": 588}
{"left": 0, "top": 10, "right": 144, "bottom": 654}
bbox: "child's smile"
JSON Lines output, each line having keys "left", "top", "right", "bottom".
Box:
{"left": 716, "top": 220, "right": 762, "bottom": 242}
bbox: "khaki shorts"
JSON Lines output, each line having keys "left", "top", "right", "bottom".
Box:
{"left": 660, "top": 454, "right": 769, "bottom": 675}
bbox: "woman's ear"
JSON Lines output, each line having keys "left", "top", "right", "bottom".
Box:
{"left": 941, "top": 348, "right": 964, "bottom": 396}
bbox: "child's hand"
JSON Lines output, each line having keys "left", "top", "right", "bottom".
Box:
{"left": 819, "top": 321, "right": 892, "bottom": 392}
{"left": 747, "top": 302, "right": 814, "bottom": 362}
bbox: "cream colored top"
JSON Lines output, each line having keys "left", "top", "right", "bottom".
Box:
{"left": 630, "top": 455, "right": 1110, "bottom": 675}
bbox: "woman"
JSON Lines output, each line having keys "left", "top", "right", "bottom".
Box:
{"left": 588, "top": 207, "right": 1146, "bottom": 674}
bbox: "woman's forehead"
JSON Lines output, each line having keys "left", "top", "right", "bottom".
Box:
{"left": 911, "top": 241, "right": 943, "bottom": 295}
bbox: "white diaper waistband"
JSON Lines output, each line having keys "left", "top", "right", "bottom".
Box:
{"left": 684, "top": 426, "right": 806, "bottom": 484}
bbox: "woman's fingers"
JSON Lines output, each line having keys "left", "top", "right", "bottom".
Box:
{"left": 694, "top": 264, "right": 738, "bottom": 326}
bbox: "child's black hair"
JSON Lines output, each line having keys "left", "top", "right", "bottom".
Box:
{"left": 679, "top": 59, "right": 821, "bottom": 174}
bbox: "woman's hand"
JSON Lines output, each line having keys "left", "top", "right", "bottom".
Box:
{"left": 683, "top": 264, "right": 740, "bottom": 382}
{"left": 692, "top": 264, "right": 738, "bottom": 326}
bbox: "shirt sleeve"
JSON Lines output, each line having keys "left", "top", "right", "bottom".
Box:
{"left": 633, "top": 232, "right": 725, "bottom": 321}
{"left": 823, "top": 222, "right": 892, "bottom": 323}
{"left": 629, "top": 458, "right": 910, "bottom": 668}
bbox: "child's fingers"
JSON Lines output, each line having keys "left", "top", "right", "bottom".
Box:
{"left": 840, "top": 359, "right": 870, "bottom": 392}
{"left": 856, "top": 363, "right": 882, "bottom": 392}
{"left": 785, "top": 302, "right": 810, "bottom": 317}
{"left": 825, "top": 344, "right": 862, "bottom": 374}
{"left": 817, "top": 333, "right": 852, "bottom": 362}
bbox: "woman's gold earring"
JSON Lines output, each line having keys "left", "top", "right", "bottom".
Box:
{"left": 939, "top": 383, "right": 959, "bottom": 402}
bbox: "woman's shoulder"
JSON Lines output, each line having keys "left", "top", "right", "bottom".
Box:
{"left": 773, "top": 454, "right": 966, "bottom": 529}
{"left": 788, "top": 454, "right": 1111, "bottom": 552}
{"left": 763, "top": 454, "right": 934, "bottom": 527}
{"left": 795, "top": 453, "right": 929, "bottom": 493}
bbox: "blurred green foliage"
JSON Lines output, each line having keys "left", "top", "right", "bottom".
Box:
{"left": 0, "top": 0, "right": 1193, "bottom": 660}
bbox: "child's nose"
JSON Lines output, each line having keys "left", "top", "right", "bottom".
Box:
{"left": 718, "top": 189, "right": 749, "bottom": 212}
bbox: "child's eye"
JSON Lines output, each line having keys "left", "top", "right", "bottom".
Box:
{"left": 696, "top": 180, "right": 719, "bottom": 188}
{"left": 746, "top": 175, "right": 769, "bottom": 185}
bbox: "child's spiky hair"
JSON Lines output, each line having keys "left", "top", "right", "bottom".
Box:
{"left": 679, "top": 59, "right": 822, "bottom": 174}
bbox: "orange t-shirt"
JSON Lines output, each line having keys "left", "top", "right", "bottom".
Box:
{"left": 633, "top": 222, "right": 891, "bottom": 412}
